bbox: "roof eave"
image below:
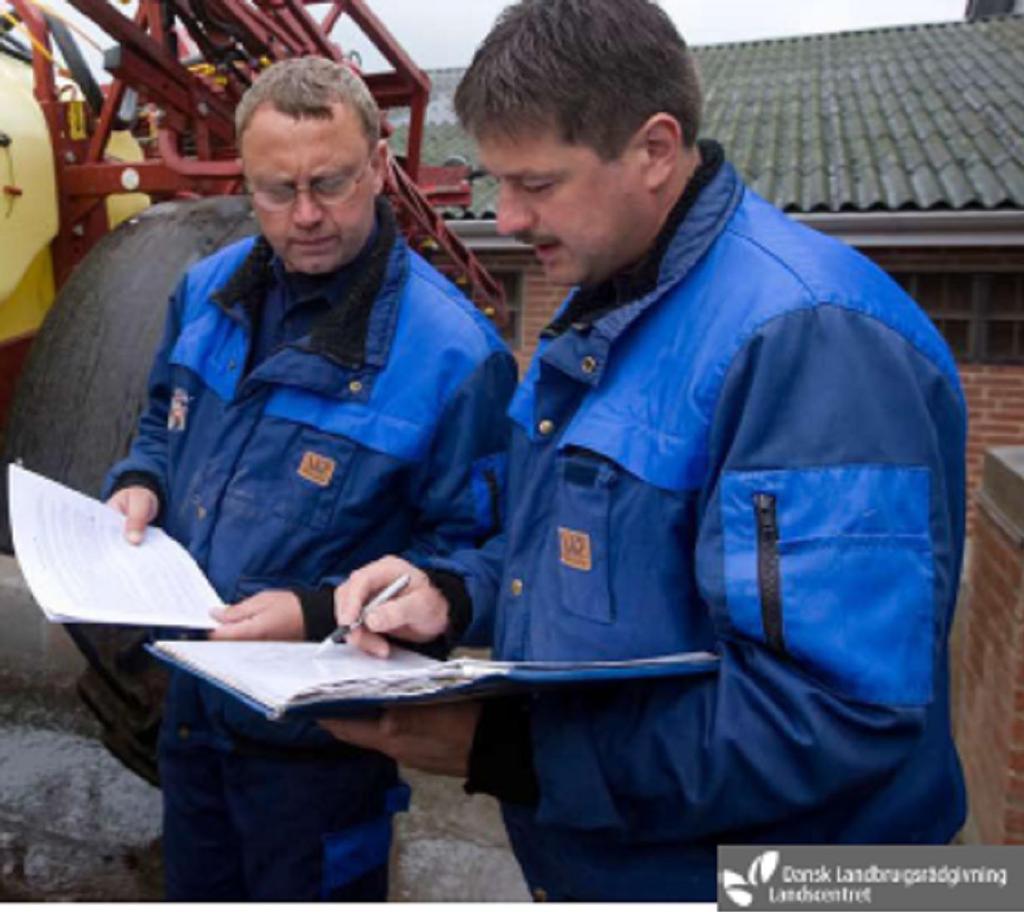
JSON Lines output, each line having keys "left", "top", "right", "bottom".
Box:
{"left": 795, "top": 210, "right": 1024, "bottom": 248}
{"left": 448, "top": 210, "right": 1024, "bottom": 250}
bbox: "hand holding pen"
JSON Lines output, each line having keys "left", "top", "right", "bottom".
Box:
{"left": 315, "top": 573, "right": 411, "bottom": 656}
{"left": 330, "top": 556, "right": 453, "bottom": 659}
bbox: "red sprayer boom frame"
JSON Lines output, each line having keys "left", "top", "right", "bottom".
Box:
{"left": 8, "top": 0, "right": 504, "bottom": 319}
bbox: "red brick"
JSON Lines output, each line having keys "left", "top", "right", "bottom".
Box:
{"left": 970, "top": 587, "right": 1013, "bottom": 632}
{"left": 971, "top": 798, "right": 1003, "bottom": 835}
{"left": 976, "top": 519, "right": 1024, "bottom": 565}
{"left": 975, "top": 569, "right": 1020, "bottom": 613}
{"left": 989, "top": 390, "right": 1024, "bottom": 406}
{"left": 1012, "top": 775, "right": 1024, "bottom": 804}
{"left": 969, "top": 424, "right": 1024, "bottom": 439}
{"left": 1005, "top": 808, "right": 1024, "bottom": 837}
{"left": 970, "top": 556, "right": 1019, "bottom": 597}
{"left": 976, "top": 373, "right": 1024, "bottom": 388}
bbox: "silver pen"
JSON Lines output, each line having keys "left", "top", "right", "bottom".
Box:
{"left": 314, "top": 573, "right": 411, "bottom": 657}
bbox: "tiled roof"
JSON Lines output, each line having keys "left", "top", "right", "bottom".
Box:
{"left": 388, "top": 15, "right": 1024, "bottom": 217}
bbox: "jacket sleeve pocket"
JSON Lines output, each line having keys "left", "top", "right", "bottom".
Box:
{"left": 555, "top": 452, "right": 618, "bottom": 624}
{"left": 720, "top": 465, "right": 935, "bottom": 706}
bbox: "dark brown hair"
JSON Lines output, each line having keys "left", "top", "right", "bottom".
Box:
{"left": 454, "top": 0, "right": 702, "bottom": 159}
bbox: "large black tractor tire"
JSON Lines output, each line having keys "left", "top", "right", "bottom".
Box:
{"left": 0, "top": 196, "right": 256, "bottom": 785}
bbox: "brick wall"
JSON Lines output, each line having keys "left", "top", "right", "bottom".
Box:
{"left": 517, "top": 263, "right": 569, "bottom": 372}
{"left": 472, "top": 252, "right": 568, "bottom": 373}
{"left": 955, "top": 448, "right": 1024, "bottom": 844}
{"left": 961, "top": 365, "right": 1024, "bottom": 530}
{"left": 511, "top": 256, "right": 569, "bottom": 373}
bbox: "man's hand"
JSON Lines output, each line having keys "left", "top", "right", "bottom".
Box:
{"left": 337, "top": 556, "right": 451, "bottom": 659}
{"left": 106, "top": 486, "right": 159, "bottom": 545}
{"left": 209, "top": 590, "right": 305, "bottom": 641}
{"left": 320, "top": 702, "right": 481, "bottom": 777}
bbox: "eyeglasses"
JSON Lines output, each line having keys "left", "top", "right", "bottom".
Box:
{"left": 248, "top": 160, "right": 372, "bottom": 212}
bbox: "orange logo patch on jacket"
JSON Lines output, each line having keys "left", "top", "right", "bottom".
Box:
{"left": 558, "top": 527, "right": 592, "bottom": 571}
{"left": 297, "top": 451, "right": 336, "bottom": 487}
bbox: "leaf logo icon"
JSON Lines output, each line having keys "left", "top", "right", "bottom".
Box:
{"left": 721, "top": 850, "right": 780, "bottom": 907}
{"left": 722, "top": 869, "right": 753, "bottom": 907}
{"left": 749, "top": 850, "right": 780, "bottom": 886}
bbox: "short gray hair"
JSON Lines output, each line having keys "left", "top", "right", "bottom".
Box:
{"left": 235, "top": 56, "right": 380, "bottom": 146}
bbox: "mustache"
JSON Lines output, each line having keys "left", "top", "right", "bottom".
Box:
{"left": 515, "top": 233, "right": 559, "bottom": 247}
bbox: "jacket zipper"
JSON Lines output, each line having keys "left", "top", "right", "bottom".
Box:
{"left": 753, "top": 492, "right": 786, "bottom": 654}
{"left": 483, "top": 468, "right": 502, "bottom": 538}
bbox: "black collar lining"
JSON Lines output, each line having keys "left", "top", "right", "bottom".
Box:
{"left": 543, "top": 139, "right": 725, "bottom": 338}
{"left": 211, "top": 196, "right": 398, "bottom": 370}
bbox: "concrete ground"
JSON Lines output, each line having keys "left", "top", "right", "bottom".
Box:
{"left": 0, "top": 555, "right": 528, "bottom": 901}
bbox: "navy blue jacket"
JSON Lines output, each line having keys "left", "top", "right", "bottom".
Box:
{"left": 432, "top": 161, "right": 967, "bottom": 900}
{"left": 106, "top": 223, "right": 517, "bottom": 747}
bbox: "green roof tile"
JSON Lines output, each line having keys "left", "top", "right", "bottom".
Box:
{"left": 405, "top": 15, "right": 1024, "bottom": 215}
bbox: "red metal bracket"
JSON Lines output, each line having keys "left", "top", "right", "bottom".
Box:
{"left": 18, "top": 0, "right": 504, "bottom": 317}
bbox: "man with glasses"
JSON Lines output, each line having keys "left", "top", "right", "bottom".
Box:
{"left": 104, "top": 56, "right": 516, "bottom": 900}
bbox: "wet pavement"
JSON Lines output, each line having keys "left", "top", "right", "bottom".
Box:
{"left": 0, "top": 555, "right": 528, "bottom": 901}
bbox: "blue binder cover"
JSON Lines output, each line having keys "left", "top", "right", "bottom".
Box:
{"left": 147, "top": 640, "right": 720, "bottom": 721}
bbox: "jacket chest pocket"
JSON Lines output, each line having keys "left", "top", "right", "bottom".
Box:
{"left": 223, "top": 424, "right": 357, "bottom": 533}
{"left": 554, "top": 452, "right": 618, "bottom": 624}
{"left": 277, "top": 430, "right": 358, "bottom": 531}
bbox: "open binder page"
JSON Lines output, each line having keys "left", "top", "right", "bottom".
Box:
{"left": 151, "top": 640, "right": 453, "bottom": 714}
{"left": 149, "top": 639, "right": 721, "bottom": 719}
{"left": 8, "top": 463, "right": 219, "bottom": 628}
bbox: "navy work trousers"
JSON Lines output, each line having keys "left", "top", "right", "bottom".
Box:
{"left": 160, "top": 736, "right": 403, "bottom": 901}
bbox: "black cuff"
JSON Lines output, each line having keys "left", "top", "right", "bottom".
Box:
{"left": 297, "top": 584, "right": 456, "bottom": 659}
{"left": 407, "top": 568, "right": 473, "bottom": 660}
{"left": 423, "top": 568, "right": 473, "bottom": 643}
{"left": 464, "top": 696, "right": 540, "bottom": 807}
{"left": 110, "top": 470, "right": 163, "bottom": 515}
{"left": 296, "top": 588, "right": 336, "bottom": 641}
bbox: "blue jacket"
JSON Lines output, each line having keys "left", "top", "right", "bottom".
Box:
{"left": 436, "top": 161, "right": 967, "bottom": 900}
{"left": 106, "top": 227, "right": 517, "bottom": 747}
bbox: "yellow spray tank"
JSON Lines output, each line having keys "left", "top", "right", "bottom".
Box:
{"left": 0, "top": 51, "right": 58, "bottom": 346}
{"left": 0, "top": 51, "right": 149, "bottom": 349}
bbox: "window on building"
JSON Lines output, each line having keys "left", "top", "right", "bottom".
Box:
{"left": 493, "top": 271, "right": 524, "bottom": 351}
{"left": 890, "top": 272, "right": 1024, "bottom": 364}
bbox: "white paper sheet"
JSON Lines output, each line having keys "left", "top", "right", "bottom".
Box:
{"left": 154, "top": 640, "right": 450, "bottom": 712}
{"left": 9, "top": 464, "right": 219, "bottom": 628}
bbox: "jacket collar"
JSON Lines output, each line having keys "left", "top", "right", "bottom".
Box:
{"left": 537, "top": 144, "right": 744, "bottom": 387}
{"left": 211, "top": 196, "right": 405, "bottom": 371}
{"left": 543, "top": 140, "right": 726, "bottom": 340}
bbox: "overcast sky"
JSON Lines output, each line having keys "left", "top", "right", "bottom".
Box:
{"left": 336, "top": 0, "right": 967, "bottom": 69}
{"left": 44, "top": 0, "right": 967, "bottom": 75}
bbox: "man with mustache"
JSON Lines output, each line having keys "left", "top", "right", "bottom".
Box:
{"left": 323, "top": 0, "right": 967, "bottom": 901}
{"left": 105, "top": 56, "right": 516, "bottom": 900}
